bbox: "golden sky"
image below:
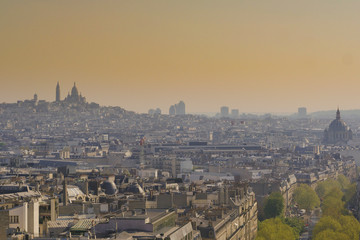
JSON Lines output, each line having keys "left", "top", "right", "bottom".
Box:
{"left": 1, "top": 1, "right": 360, "bottom": 114}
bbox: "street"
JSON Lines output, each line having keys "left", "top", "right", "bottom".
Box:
{"left": 299, "top": 209, "right": 322, "bottom": 240}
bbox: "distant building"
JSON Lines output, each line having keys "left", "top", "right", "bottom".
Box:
{"left": 220, "top": 106, "right": 229, "bottom": 118}
{"left": 64, "top": 83, "right": 86, "bottom": 105}
{"left": 298, "top": 107, "right": 307, "bottom": 117}
{"left": 169, "top": 105, "right": 176, "bottom": 115}
{"left": 324, "top": 108, "right": 352, "bottom": 144}
{"left": 56, "top": 82, "right": 60, "bottom": 102}
{"left": 149, "top": 108, "right": 161, "bottom": 115}
{"left": 231, "top": 109, "right": 239, "bottom": 118}
{"left": 169, "top": 101, "right": 185, "bottom": 115}
{"left": 175, "top": 101, "right": 186, "bottom": 115}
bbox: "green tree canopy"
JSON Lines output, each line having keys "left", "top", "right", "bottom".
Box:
{"left": 294, "top": 184, "right": 320, "bottom": 211}
{"left": 324, "top": 186, "right": 344, "bottom": 200}
{"left": 313, "top": 216, "right": 342, "bottom": 237}
{"left": 337, "top": 174, "right": 350, "bottom": 191}
{"left": 315, "top": 179, "right": 341, "bottom": 199}
{"left": 313, "top": 229, "right": 350, "bottom": 240}
{"left": 263, "top": 192, "right": 284, "bottom": 219}
{"left": 313, "top": 175, "right": 359, "bottom": 240}
{"left": 256, "top": 218, "right": 296, "bottom": 240}
{"left": 284, "top": 217, "right": 305, "bottom": 237}
{"left": 343, "top": 183, "right": 356, "bottom": 206}
{"left": 338, "top": 215, "right": 360, "bottom": 240}
{"left": 321, "top": 196, "right": 344, "bottom": 218}
{"left": 313, "top": 215, "right": 360, "bottom": 240}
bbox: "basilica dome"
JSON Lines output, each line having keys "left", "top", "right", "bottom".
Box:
{"left": 71, "top": 83, "right": 79, "bottom": 97}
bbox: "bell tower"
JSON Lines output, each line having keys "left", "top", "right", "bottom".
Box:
{"left": 56, "top": 82, "right": 61, "bottom": 102}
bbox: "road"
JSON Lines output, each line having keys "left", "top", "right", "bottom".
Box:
{"left": 299, "top": 209, "right": 322, "bottom": 240}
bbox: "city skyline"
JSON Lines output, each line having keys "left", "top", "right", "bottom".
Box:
{"left": 2, "top": 1, "right": 360, "bottom": 113}
{"left": 0, "top": 81, "right": 357, "bottom": 115}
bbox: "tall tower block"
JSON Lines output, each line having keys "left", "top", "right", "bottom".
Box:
{"left": 56, "top": 82, "right": 61, "bottom": 102}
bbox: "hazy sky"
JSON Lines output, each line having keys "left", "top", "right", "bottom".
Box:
{"left": 1, "top": 1, "right": 360, "bottom": 114}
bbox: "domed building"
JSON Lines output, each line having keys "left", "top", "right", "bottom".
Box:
{"left": 323, "top": 108, "right": 352, "bottom": 144}
{"left": 101, "top": 180, "right": 118, "bottom": 195}
{"left": 64, "top": 82, "right": 86, "bottom": 104}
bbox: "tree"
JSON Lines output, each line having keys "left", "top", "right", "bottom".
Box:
{"left": 313, "top": 215, "right": 360, "bottom": 240}
{"left": 284, "top": 217, "right": 305, "bottom": 236}
{"left": 324, "top": 186, "right": 344, "bottom": 200}
{"left": 256, "top": 218, "right": 297, "bottom": 240}
{"left": 313, "top": 216, "right": 342, "bottom": 238}
{"left": 338, "top": 215, "right": 360, "bottom": 240}
{"left": 343, "top": 183, "right": 356, "bottom": 206}
{"left": 263, "top": 192, "right": 284, "bottom": 219}
{"left": 337, "top": 174, "right": 350, "bottom": 191}
{"left": 313, "top": 175, "right": 360, "bottom": 240}
{"left": 313, "top": 229, "right": 350, "bottom": 240}
{"left": 315, "top": 179, "right": 341, "bottom": 199}
{"left": 294, "top": 184, "right": 320, "bottom": 211}
{"left": 321, "top": 196, "right": 344, "bottom": 218}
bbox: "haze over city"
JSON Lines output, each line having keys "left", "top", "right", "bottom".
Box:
{"left": 2, "top": 1, "right": 360, "bottom": 113}
{"left": 3, "top": 1, "right": 360, "bottom": 240}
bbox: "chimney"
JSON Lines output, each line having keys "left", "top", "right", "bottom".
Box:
{"left": 63, "top": 178, "right": 68, "bottom": 206}
{"left": 96, "top": 180, "right": 100, "bottom": 196}
{"left": 225, "top": 186, "right": 229, "bottom": 205}
{"left": 50, "top": 198, "right": 58, "bottom": 221}
{"left": 85, "top": 179, "right": 89, "bottom": 196}
{"left": 239, "top": 188, "right": 244, "bottom": 199}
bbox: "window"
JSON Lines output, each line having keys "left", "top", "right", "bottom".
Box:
{"left": 10, "top": 216, "right": 19, "bottom": 224}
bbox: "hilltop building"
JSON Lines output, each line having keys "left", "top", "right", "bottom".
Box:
{"left": 55, "top": 82, "right": 86, "bottom": 105}
{"left": 64, "top": 83, "right": 86, "bottom": 104}
{"left": 56, "top": 82, "right": 60, "bottom": 102}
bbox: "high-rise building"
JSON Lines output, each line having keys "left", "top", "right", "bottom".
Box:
{"left": 220, "top": 106, "right": 229, "bottom": 118}
{"left": 56, "top": 82, "right": 60, "bottom": 102}
{"left": 169, "top": 101, "right": 185, "bottom": 115}
{"left": 176, "top": 101, "right": 186, "bottom": 115}
{"left": 169, "top": 105, "right": 176, "bottom": 115}
{"left": 298, "top": 107, "right": 307, "bottom": 117}
{"left": 231, "top": 109, "right": 239, "bottom": 118}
